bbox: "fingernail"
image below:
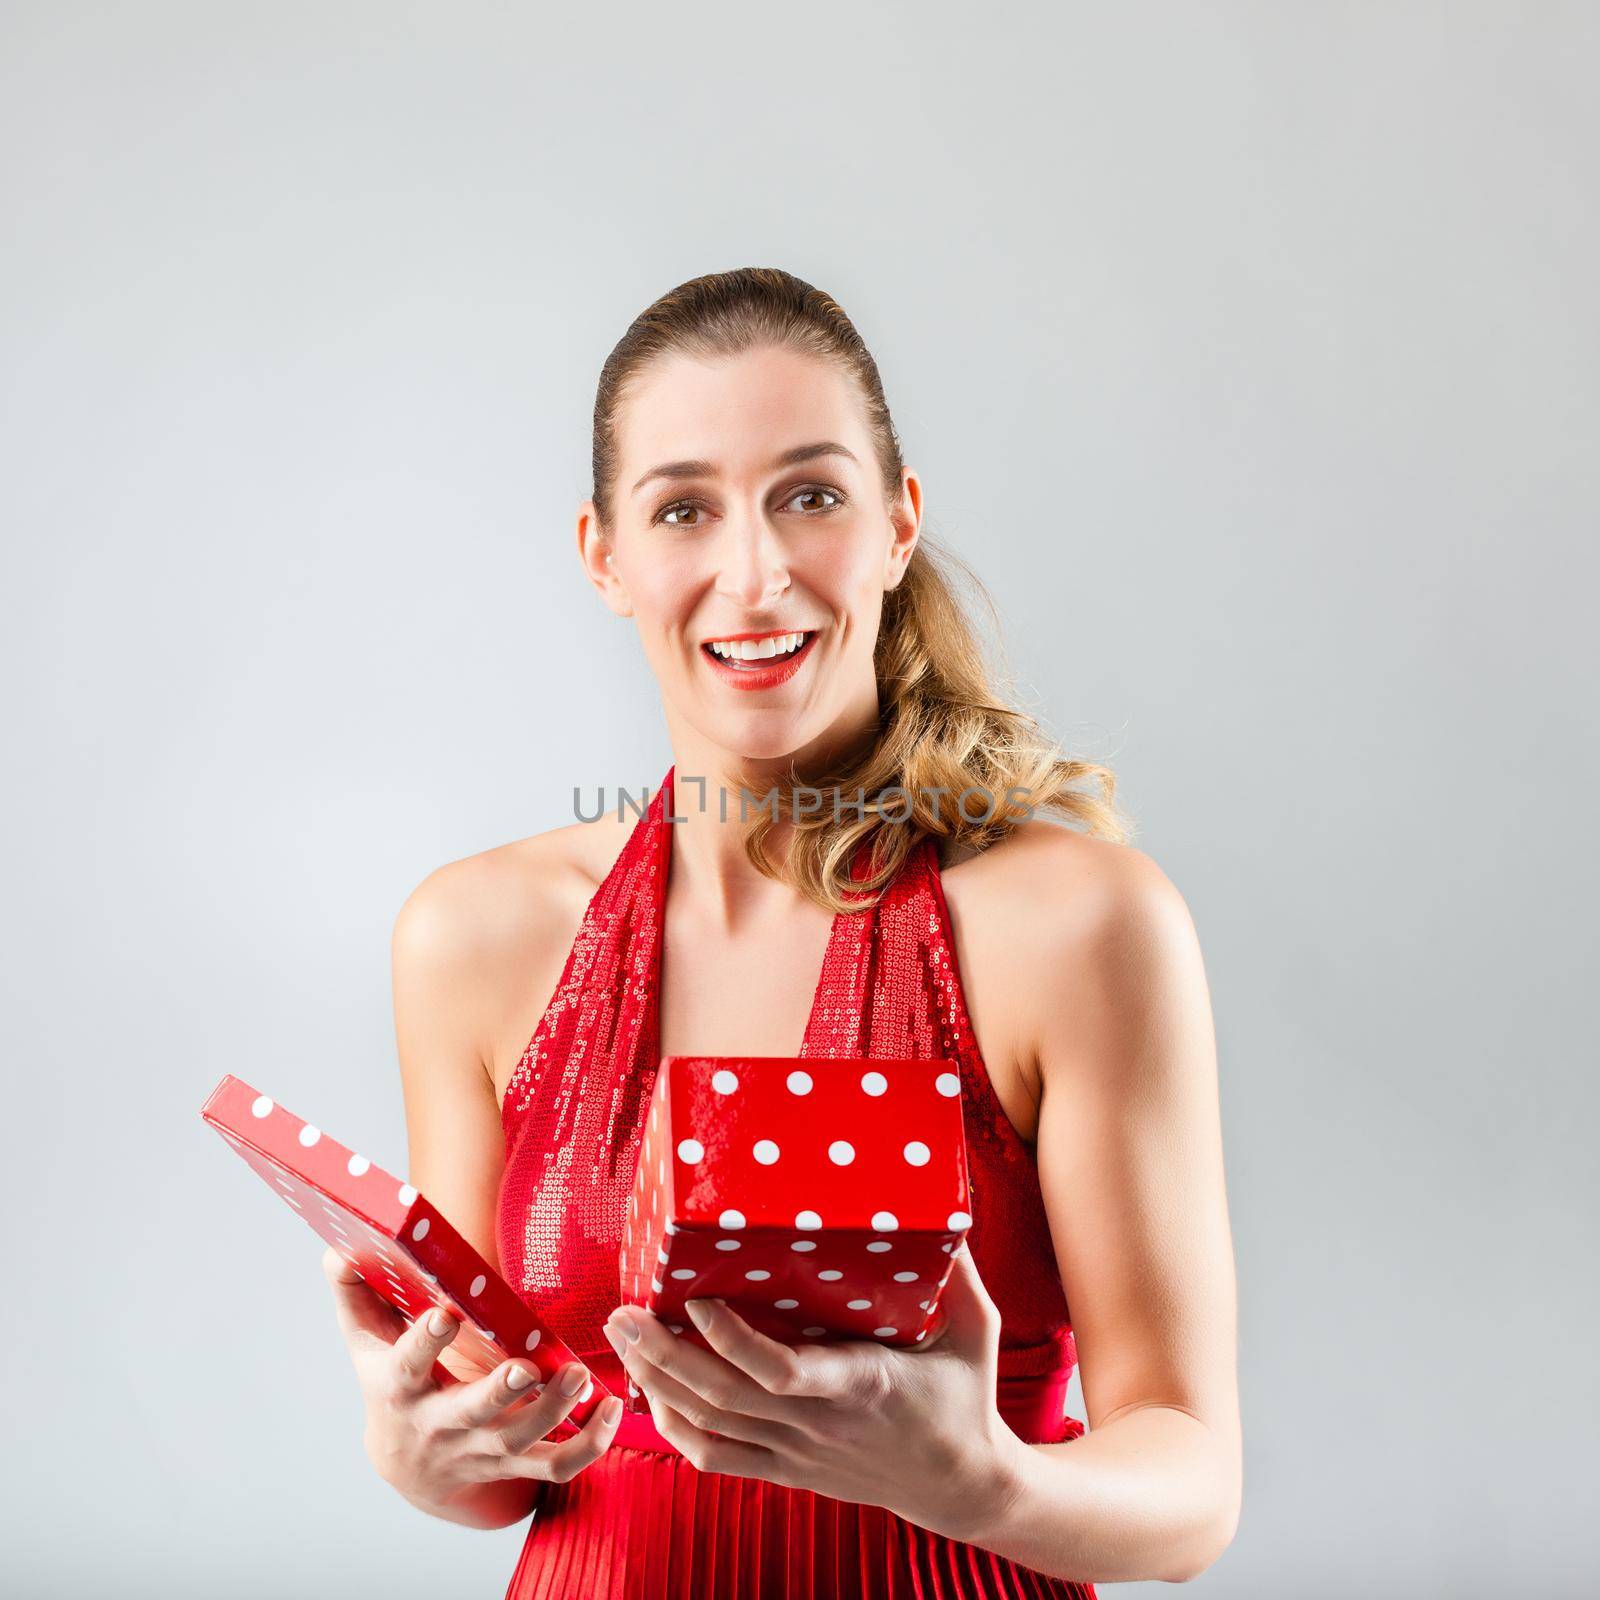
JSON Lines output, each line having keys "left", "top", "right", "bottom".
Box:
{"left": 506, "top": 1364, "right": 533, "bottom": 1391}
{"left": 602, "top": 1397, "right": 623, "bottom": 1425}
{"left": 428, "top": 1311, "right": 454, "bottom": 1336}
{"left": 560, "top": 1363, "right": 590, "bottom": 1396}
{"left": 612, "top": 1309, "right": 641, "bottom": 1344}
{"left": 685, "top": 1300, "right": 713, "bottom": 1332}
{"left": 603, "top": 1324, "right": 624, "bottom": 1355}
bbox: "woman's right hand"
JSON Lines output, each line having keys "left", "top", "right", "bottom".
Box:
{"left": 323, "top": 1247, "right": 623, "bottom": 1527}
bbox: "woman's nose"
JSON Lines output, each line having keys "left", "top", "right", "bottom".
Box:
{"left": 712, "top": 514, "right": 791, "bottom": 607}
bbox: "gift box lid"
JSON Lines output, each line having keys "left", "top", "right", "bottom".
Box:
{"left": 200, "top": 1073, "right": 611, "bottom": 1425}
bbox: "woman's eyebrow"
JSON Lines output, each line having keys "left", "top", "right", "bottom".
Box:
{"left": 630, "top": 441, "right": 859, "bottom": 496}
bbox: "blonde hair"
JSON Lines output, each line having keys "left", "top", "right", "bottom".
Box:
{"left": 591, "top": 266, "right": 1130, "bottom": 913}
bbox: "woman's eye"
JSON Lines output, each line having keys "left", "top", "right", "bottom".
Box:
{"left": 787, "top": 486, "right": 843, "bottom": 514}
{"left": 656, "top": 500, "right": 703, "bottom": 527}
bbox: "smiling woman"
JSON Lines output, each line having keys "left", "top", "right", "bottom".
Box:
{"left": 329, "top": 267, "right": 1242, "bottom": 1598}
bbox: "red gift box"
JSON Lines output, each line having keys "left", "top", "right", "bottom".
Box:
{"left": 200, "top": 1074, "right": 612, "bottom": 1434}
{"left": 619, "top": 1056, "right": 972, "bottom": 1412}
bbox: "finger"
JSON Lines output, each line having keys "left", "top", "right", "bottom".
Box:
{"left": 926, "top": 1238, "right": 1000, "bottom": 1359}
{"left": 447, "top": 1356, "right": 564, "bottom": 1430}
{"left": 615, "top": 1339, "right": 796, "bottom": 1450}
{"left": 390, "top": 1306, "right": 461, "bottom": 1394}
{"left": 492, "top": 1376, "right": 624, "bottom": 1472}
{"left": 496, "top": 1389, "right": 626, "bottom": 1483}
{"left": 642, "top": 1390, "right": 783, "bottom": 1483}
{"left": 682, "top": 1300, "right": 891, "bottom": 1407}
{"left": 323, "top": 1248, "right": 406, "bottom": 1352}
{"left": 681, "top": 1300, "right": 814, "bottom": 1399}
{"left": 607, "top": 1308, "right": 801, "bottom": 1427}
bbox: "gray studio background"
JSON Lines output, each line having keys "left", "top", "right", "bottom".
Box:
{"left": 4, "top": 4, "right": 1595, "bottom": 1596}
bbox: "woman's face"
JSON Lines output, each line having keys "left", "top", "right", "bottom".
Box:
{"left": 579, "top": 344, "right": 921, "bottom": 767}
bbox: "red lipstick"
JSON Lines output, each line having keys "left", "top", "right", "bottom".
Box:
{"left": 699, "top": 629, "right": 819, "bottom": 692}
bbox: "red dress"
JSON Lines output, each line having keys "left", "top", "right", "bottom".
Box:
{"left": 496, "top": 768, "right": 1096, "bottom": 1599}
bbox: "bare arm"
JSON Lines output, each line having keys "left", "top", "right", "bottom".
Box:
{"left": 960, "top": 839, "right": 1242, "bottom": 1582}
{"left": 389, "top": 865, "right": 543, "bottom": 1527}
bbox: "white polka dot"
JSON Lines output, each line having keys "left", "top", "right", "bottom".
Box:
{"left": 657, "top": 1245, "right": 669, "bottom": 1263}
{"left": 871, "top": 1211, "right": 899, "bottom": 1232}
{"left": 860, "top": 1070, "right": 888, "bottom": 1096}
{"left": 902, "top": 1141, "right": 930, "bottom": 1166}
{"left": 919, "top": 1300, "right": 931, "bottom": 1310}
{"left": 412, "top": 1218, "right": 430, "bottom": 1241}
{"left": 398, "top": 1184, "right": 418, "bottom": 1205}
{"left": 803, "top": 1326, "right": 826, "bottom": 1337}
{"left": 671, "top": 1268, "right": 696, "bottom": 1280}
{"left": 677, "top": 1138, "right": 705, "bottom": 1164}
{"left": 711, "top": 1069, "right": 740, "bottom": 1094}
{"left": 752, "top": 1139, "right": 780, "bottom": 1165}
{"left": 941, "top": 1241, "right": 953, "bottom": 1253}
{"left": 347, "top": 1154, "right": 370, "bottom": 1176}
{"left": 668, "top": 1323, "right": 684, "bottom": 1334}
{"left": 818, "top": 1269, "right": 843, "bottom": 1281}
{"left": 827, "top": 1140, "right": 855, "bottom": 1166}
{"left": 628, "top": 1381, "right": 640, "bottom": 1397}
{"left": 420, "top": 1271, "right": 437, "bottom": 1283}
{"left": 866, "top": 1240, "right": 893, "bottom": 1253}
{"left": 774, "top": 1298, "right": 799, "bottom": 1310}
{"left": 948, "top": 1210, "right": 972, "bottom": 1230}
{"left": 795, "top": 1210, "right": 822, "bottom": 1230}
{"left": 915, "top": 1330, "right": 927, "bottom": 1342}
{"left": 478, "top": 1329, "right": 495, "bottom": 1344}
{"left": 250, "top": 1095, "right": 274, "bottom": 1118}
{"left": 525, "top": 1330, "right": 541, "bottom": 1351}
{"left": 791, "top": 1240, "right": 817, "bottom": 1252}
{"left": 665, "top": 1221, "right": 678, "bottom": 1235}
{"left": 935, "top": 1072, "right": 960, "bottom": 1097}
{"left": 846, "top": 1298, "right": 871, "bottom": 1311}
{"left": 651, "top": 1276, "right": 664, "bottom": 1292}
{"left": 719, "top": 1208, "right": 746, "bottom": 1230}
{"left": 469, "top": 1274, "right": 487, "bottom": 1297}
{"left": 786, "top": 1069, "right": 813, "bottom": 1095}
{"left": 893, "top": 1271, "right": 920, "bottom": 1283}
{"left": 715, "top": 1238, "right": 742, "bottom": 1251}
{"left": 298, "top": 1124, "right": 321, "bottom": 1147}
{"left": 873, "top": 1326, "right": 897, "bottom": 1337}
{"left": 745, "top": 1269, "right": 771, "bottom": 1281}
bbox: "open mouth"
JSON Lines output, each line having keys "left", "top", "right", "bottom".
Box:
{"left": 699, "top": 629, "right": 818, "bottom": 688}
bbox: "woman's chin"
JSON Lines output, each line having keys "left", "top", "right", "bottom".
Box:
{"left": 683, "top": 710, "right": 818, "bottom": 768}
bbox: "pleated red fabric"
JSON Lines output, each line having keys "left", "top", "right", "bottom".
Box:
{"left": 497, "top": 769, "right": 1096, "bottom": 1599}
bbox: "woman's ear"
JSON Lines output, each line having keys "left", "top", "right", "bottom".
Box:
{"left": 883, "top": 467, "right": 924, "bottom": 591}
{"left": 577, "top": 502, "right": 634, "bottom": 617}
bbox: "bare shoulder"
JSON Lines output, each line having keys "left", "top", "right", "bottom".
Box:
{"left": 940, "top": 817, "right": 1192, "bottom": 954}
{"left": 391, "top": 809, "right": 639, "bottom": 1060}
{"left": 396, "top": 811, "right": 630, "bottom": 949}
{"left": 938, "top": 819, "right": 1205, "bottom": 1088}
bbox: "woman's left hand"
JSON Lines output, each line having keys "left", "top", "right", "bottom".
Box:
{"left": 602, "top": 1241, "right": 1024, "bottom": 1540}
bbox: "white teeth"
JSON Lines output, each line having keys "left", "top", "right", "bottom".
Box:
{"left": 708, "top": 631, "right": 807, "bottom": 662}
